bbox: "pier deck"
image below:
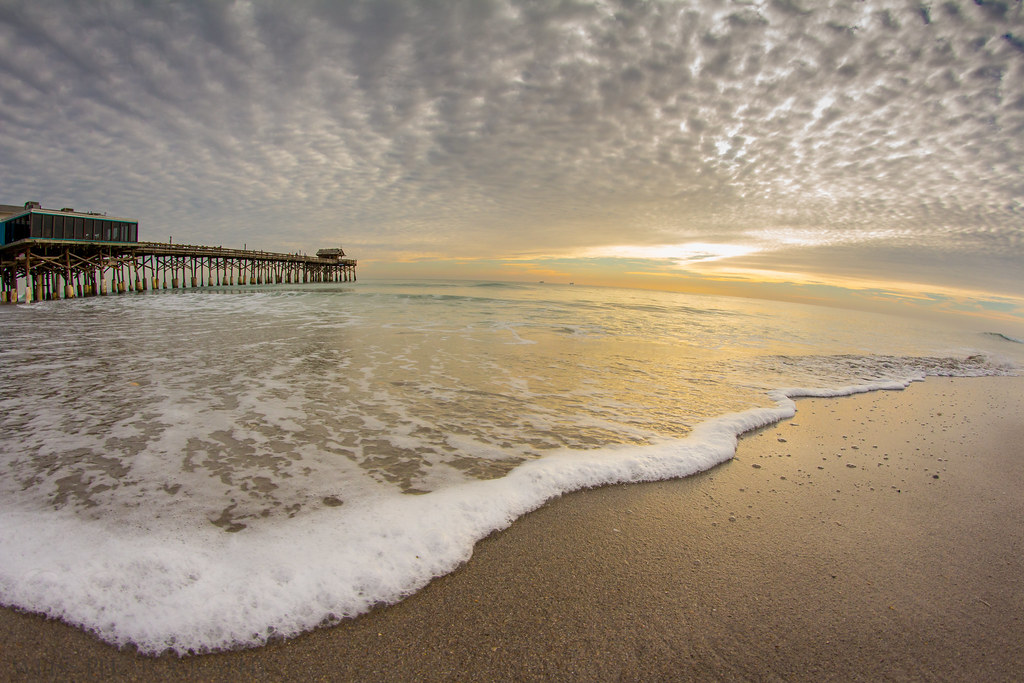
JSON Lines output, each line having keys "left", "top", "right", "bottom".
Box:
{"left": 0, "top": 238, "right": 357, "bottom": 303}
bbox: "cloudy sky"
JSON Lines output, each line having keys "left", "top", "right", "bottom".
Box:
{"left": 1, "top": 1, "right": 1022, "bottom": 320}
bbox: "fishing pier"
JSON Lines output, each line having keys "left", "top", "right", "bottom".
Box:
{"left": 0, "top": 203, "right": 356, "bottom": 303}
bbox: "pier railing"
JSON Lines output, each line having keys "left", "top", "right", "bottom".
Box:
{"left": 0, "top": 238, "right": 356, "bottom": 303}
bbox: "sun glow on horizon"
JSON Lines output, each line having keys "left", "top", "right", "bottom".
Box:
{"left": 360, "top": 250, "right": 1024, "bottom": 332}
{"left": 578, "top": 242, "right": 761, "bottom": 264}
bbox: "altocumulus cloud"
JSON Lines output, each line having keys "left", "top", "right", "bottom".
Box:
{"left": 0, "top": 0, "right": 1021, "bottom": 294}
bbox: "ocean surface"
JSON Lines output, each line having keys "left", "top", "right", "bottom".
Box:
{"left": 0, "top": 280, "right": 1021, "bottom": 654}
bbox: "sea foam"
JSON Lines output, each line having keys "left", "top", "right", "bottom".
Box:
{"left": 1, "top": 377, "right": 916, "bottom": 655}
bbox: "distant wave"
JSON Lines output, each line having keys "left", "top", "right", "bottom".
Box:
{"left": 472, "top": 282, "right": 527, "bottom": 289}
{"left": 372, "top": 281, "right": 462, "bottom": 288}
{"left": 369, "top": 280, "right": 529, "bottom": 290}
{"left": 984, "top": 332, "right": 1024, "bottom": 344}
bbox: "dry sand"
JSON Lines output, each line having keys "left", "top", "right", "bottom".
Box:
{"left": 2, "top": 375, "right": 1022, "bottom": 681}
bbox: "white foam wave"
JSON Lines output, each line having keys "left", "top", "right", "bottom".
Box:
{"left": 0, "top": 377, "right": 921, "bottom": 655}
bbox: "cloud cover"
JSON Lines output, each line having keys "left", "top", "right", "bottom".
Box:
{"left": 0, "top": 0, "right": 1021, "bottom": 295}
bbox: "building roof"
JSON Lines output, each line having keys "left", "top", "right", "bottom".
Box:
{"left": 0, "top": 205, "right": 24, "bottom": 220}
{"left": 0, "top": 203, "right": 137, "bottom": 224}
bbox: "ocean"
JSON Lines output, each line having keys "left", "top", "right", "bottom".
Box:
{"left": 0, "top": 280, "right": 1020, "bottom": 654}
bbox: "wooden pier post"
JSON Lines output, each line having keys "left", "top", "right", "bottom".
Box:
{"left": 23, "top": 253, "right": 32, "bottom": 303}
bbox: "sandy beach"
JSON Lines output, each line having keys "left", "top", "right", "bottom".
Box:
{"left": 2, "top": 375, "right": 1022, "bottom": 681}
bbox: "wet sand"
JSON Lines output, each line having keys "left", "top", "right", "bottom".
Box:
{"left": 2, "top": 376, "right": 1022, "bottom": 681}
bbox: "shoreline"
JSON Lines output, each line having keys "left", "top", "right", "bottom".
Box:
{"left": 2, "top": 375, "right": 1022, "bottom": 680}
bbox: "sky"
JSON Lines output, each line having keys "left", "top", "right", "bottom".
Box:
{"left": 1, "top": 1, "right": 1022, "bottom": 324}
